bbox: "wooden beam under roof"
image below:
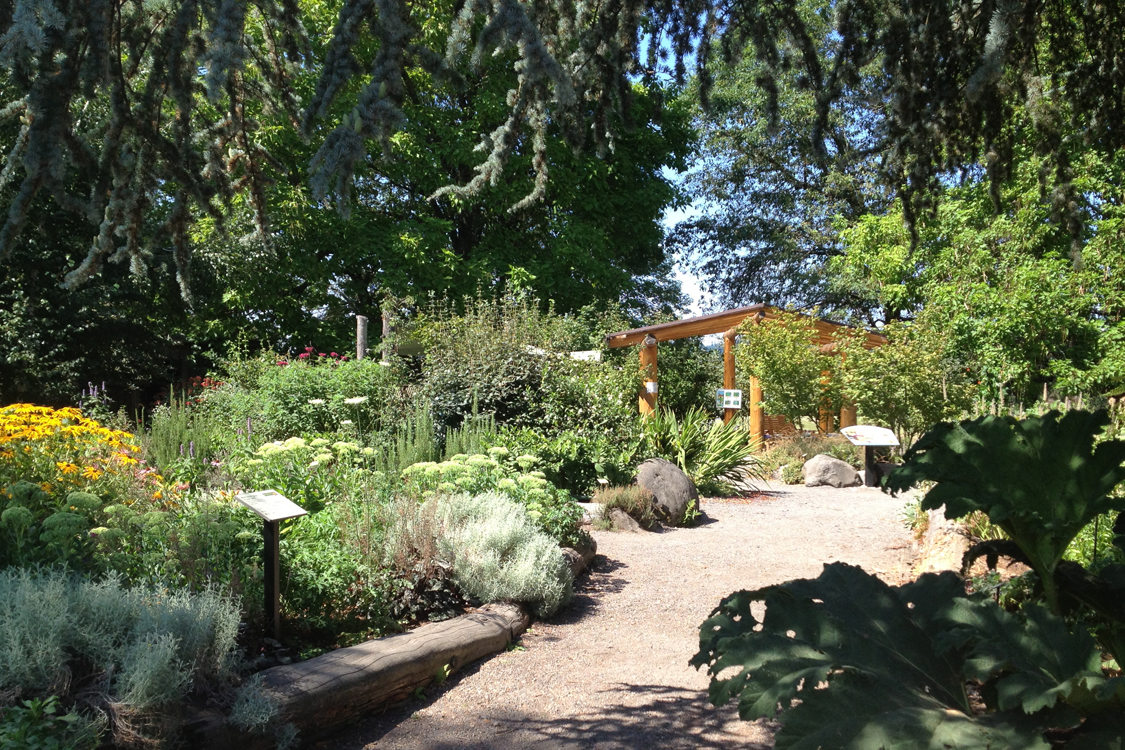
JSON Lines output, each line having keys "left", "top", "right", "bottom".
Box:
{"left": 605, "top": 304, "right": 887, "bottom": 349}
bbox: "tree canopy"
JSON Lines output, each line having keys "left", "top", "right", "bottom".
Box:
{"left": 3, "top": 0, "right": 1124, "bottom": 296}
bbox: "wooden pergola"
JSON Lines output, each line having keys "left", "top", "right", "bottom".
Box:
{"left": 604, "top": 304, "right": 887, "bottom": 446}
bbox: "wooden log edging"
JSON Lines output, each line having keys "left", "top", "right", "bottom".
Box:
{"left": 258, "top": 602, "right": 530, "bottom": 738}
{"left": 257, "top": 541, "right": 595, "bottom": 741}
{"left": 192, "top": 541, "right": 596, "bottom": 746}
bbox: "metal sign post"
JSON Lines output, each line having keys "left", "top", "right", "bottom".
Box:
{"left": 236, "top": 490, "right": 308, "bottom": 640}
{"left": 840, "top": 425, "right": 900, "bottom": 487}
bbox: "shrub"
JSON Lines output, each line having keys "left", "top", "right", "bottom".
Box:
{"left": 736, "top": 312, "right": 840, "bottom": 431}
{"left": 651, "top": 339, "right": 724, "bottom": 416}
{"left": 780, "top": 463, "right": 804, "bottom": 485}
{"left": 376, "top": 495, "right": 471, "bottom": 625}
{"left": 0, "top": 568, "right": 240, "bottom": 746}
{"left": 417, "top": 295, "right": 549, "bottom": 428}
{"left": 489, "top": 427, "right": 641, "bottom": 497}
{"left": 230, "top": 436, "right": 385, "bottom": 513}
{"left": 279, "top": 502, "right": 394, "bottom": 639}
{"left": 436, "top": 492, "right": 574, "bottom": 618}
{"left": 594, "top": 485, "right": 657, "bottom": 529}
{"left": 143, "top": 386, "right": 233, "bottom": 485}
{"left": 838, "top": 320, "right": 975, "bottom": 449}
{"left": 214, "top": 351, "right": 403, "bottom": 441}
{"left": 401, "top": 450, "right": 586, "bottom": 548}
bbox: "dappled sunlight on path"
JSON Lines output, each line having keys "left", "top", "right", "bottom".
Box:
{"left": 317, "top": 482, "right": 914, "bottom": 749}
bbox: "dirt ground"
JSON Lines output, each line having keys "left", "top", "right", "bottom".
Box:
{"left": 313, "top": 480, "right": 918, "bottom": 749}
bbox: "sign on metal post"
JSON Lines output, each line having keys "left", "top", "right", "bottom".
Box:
{"left": 840, "top": 425, "right": 900, "bottom": 487}
{"left": 236, "top": 490, "right": 307, "bottom": 640}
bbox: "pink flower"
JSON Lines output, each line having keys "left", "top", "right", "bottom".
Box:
{"left": 298, "top": 353, "right": 310, "bottom": 359}
{"left": 277, "top": 360, "right": 288, "bottom": 366}
{"left": 305, "top": 346, "right": 315, "bottom": 353}
{"left": 330, "top": 352, "right": 338, "bottom": 357}
{"left": 318, "top": 352, "right": 327, "bottom": 357}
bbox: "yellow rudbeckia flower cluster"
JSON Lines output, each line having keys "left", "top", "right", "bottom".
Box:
{"left": 0, "top": 403, "right": 156, "bottom": 500}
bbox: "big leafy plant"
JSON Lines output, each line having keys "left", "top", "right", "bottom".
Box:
{"left": 886, "top": 410, "right": 1125, "bottom": 614}
{"left": 693, "top": 410, "right": 1125, "bottom": 747}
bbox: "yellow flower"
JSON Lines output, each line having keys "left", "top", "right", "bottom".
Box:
{"left": 81, "top": 466, "right": 103, "bottom": 480}
{"left": 55, "top": 461, "right": 80, "bottom": 475}
{"left": 152, "top": 490, "right": 163, "bottom": 500}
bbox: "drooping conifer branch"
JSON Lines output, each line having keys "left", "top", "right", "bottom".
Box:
{"left": 0, "top": 0, "right": 1122, "bottom": 297}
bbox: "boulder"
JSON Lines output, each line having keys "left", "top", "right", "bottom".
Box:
{"left": 636, "top": 458, "right": 699, "bottom": 525}
{"left": 803, "top": 454, "right": 860, "bottom": 488}
{"left": 606, "top": 507, "right": 642, "bottom": 532}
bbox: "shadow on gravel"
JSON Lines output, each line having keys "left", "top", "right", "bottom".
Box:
{"left": 360, "top": 683, "right": 775, "bottom": 749}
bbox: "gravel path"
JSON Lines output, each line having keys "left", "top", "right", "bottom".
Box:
{"left": 316, "top": 481, "right": 917, "bottom": 749}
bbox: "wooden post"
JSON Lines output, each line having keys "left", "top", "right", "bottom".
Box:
{"left": 818, "top": 370, "right": 834, "bottom": 433}
{"left": 722, "top": 328, "right": 737, "bottom": 424}
{"left": 745, "top": 312, "right": 765, "bottom": 449}
{"left": 355, "top": 315, "right": 368, "bottom": 360}
{"left": 639, "top": 334, "right": 658, "bottom": 416}
{"left": 263, "top": 518, "right": 281, "bottom": 640}
{"left": 749, "top": 376, "right": 764, "bottom": 448}
{"left": 840, "top": 402, "right": 858, "bottom": 429}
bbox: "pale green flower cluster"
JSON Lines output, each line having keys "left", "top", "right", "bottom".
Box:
{"left": 230, "top": 435, "right": 381, "bottom": 513}
{"left": 402, "top": 450, "right": 584, "bottom": 547}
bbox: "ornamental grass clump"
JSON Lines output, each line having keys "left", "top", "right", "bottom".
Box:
{"left": 594, "top": 485, "right": 657, "bottom": 529}
{"left": 436, "top": 492, "right": 573, "bottom": 618}
{"left": 641, "top": 407, "right": 765, "bottom": 494}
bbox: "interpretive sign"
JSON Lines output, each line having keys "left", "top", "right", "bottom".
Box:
{"left": 841, "top": 425, "right": 899, "bottom": 447}
{"left": 236, "top": 489, "right": 308, "bottom": 522}
{"left": 841, "top": 425, "right": 899, "bottom": 488}
{"left": 236, "top": 490, "right": 307, "bottom": 638}
{"left": 715, "top": 389, "right": 743, "bottom": 410}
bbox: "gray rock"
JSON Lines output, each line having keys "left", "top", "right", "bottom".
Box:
{"left": 607, "top": 507, "right": 642, "bottom": 532}
{"left": 803, "top": 454, "right": 861, "bottom": 488}
{"left": 636, "top": 458, "right": 699, "bottom": 525}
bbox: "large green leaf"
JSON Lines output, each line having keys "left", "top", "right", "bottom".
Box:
{"left": 885, "top": 411, "right": 1125, "bottom": 606}
{"left": 692, "top": 563, "right": 1118, "bottom": 749}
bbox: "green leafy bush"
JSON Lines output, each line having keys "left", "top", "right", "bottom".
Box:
{"left": 0, "top": 568, "right": 240, "bottom": 746}
{"left": 779, "top": 463, "right": 803, "bottom": 485}
{"left": 279, "top": 502, "right": 394, "bottom": 638}
{"left": 0, "top": 696, "right": 101, "bottom": 750}
{"left": 417, "top": 295, "right": 550, "bottom": 428}
{"left": 401, "top": 450, "right": 586, "bottom": 548}
{"left": 214, "top": 352, "right": 403, "bottom": 441}
{"left": 230, "top": 436, "right": 384, "bottom": 513}
{"left": 489, "top": 427, "right": 641, "bottom": 497}
{"left": 694, "top": 410, "right": 1125, "bottom": 747}
{"left": 886, "top": 410, "right": 1125, "bottom": 614}
{"left": 693, "top": 563, "right": 1122, "bottom": 748}
{"left": 436, "top": 492, "right": 574, "bottom": 618}
{"left": 640, "top": 408, "right": 765, "bottom": 494}
{"left": 736, "top": 311, "right": 840, "bottom": 431}
{"left": 838, "top": 320, "right": 975, "bottom": 448}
